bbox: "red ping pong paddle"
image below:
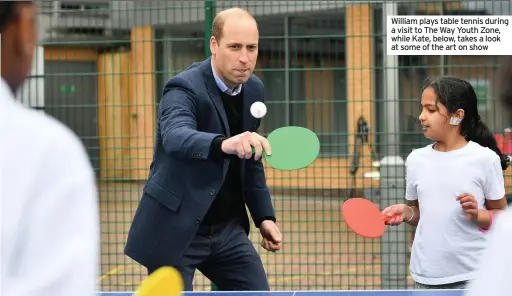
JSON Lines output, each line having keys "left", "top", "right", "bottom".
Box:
{"left": 342, "top": 198, "right": 401, "bottom": 238}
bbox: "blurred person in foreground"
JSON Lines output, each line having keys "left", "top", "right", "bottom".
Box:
{"left": 0, "top": 2, "right": 99, "bottom": 296}
{"left": 465, "top": 57, "right": 512, "bottom": 296}
{"left": 124, "top": 7, "right": 281, "bottom": 291}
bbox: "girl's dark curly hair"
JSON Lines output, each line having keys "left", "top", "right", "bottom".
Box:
{"left": 422, "top": 76, "right": 510, "bottom": 170}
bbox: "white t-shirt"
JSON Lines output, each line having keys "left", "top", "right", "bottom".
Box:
{"left": 0, "top": 78, "right": 100, "bottom": 296}
{"left": 405, "top": 141, "right": 506, "bottom": 285}
{"left": 465, "top": 207, "right": 512, "bottom": 296}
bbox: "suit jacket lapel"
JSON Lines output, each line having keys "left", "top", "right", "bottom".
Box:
{"left": 200, "top": 58, "right": 230, "bottom": 137}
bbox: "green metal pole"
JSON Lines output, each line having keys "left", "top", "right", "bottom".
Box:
{"left": 204, "top": 0, "right": 215, "bottom": 58}
{"left": 204, "top": 1, "right": 217, "bottom": 288}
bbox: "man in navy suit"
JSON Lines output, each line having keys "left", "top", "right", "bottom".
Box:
{"left": 124, "top": 7, "right": 282, "bottom": 291}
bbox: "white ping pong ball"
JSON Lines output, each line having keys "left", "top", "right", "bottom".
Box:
{"left": 250, "top": 101, "right": 267, "bottom": 118}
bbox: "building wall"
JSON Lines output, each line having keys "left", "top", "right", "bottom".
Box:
{"left": 111, "top": 1, "right": 350, "bottom": 28}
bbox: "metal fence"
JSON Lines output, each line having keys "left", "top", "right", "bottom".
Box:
{"left": 20, "top": 0, "right": 512, "bottom": 292}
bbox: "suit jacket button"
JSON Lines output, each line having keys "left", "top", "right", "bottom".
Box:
{"left": 209, "top": 189, "right": 215, "bottom": 196}
{"left": 196, "top": 218, "right": 200, "bottom": 224}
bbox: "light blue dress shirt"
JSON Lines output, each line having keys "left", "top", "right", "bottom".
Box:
{"left": 211, "top": 60, "right": 242, "bottom": 96}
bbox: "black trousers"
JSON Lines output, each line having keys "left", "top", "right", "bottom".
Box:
{"left": 147, "top": 218, "right": 270, "bottom": 291}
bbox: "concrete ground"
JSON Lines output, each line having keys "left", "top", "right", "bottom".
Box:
{"left": 97, "top": 183, "right": 414, "bottom": 291}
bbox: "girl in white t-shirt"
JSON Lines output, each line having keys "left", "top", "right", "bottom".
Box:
{"left": 382, "top": 76, "right": 509, "bottom": 290}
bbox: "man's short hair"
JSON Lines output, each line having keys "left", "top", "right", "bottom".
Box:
{"left": 0, "top": 1, "right": 17, "bottom": 33}
{"left": 0, "top": 1, "right": 34, "bottom": 33}
{"left": 211, "top": 7, "right": 255, "bottom": 42}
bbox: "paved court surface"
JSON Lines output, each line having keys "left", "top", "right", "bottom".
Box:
{"left": 98, "top": 183, "right": 414, "bottom": 291}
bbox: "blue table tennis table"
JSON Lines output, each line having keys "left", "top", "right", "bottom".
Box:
{"left": 98, "top": 290, "right": 466, "bottom": 296}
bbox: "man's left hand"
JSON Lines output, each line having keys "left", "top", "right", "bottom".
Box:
{"left": 259, "top": 220, "right": 282, "bottom": 252}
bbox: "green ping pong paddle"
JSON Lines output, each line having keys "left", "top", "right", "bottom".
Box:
{"left": 134, "top": 266, "right": 183, "bottom": 296}
{"left": 253, "top": 126, "right": 320, "bottom": 171}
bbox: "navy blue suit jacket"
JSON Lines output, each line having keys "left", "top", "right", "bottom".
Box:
{"left": 124, "top": 57, "right": 275, "bottom": 268}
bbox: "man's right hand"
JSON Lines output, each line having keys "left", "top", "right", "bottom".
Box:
{"left": 221, "top": 131, "right": 272, "bottom": 160}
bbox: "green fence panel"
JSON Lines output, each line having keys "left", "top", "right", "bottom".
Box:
{"left": 20, "top": 0, "right": 512, "bottom": 292}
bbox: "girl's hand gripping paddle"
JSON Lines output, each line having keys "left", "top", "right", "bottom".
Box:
{"left": 342, "top": 198, "right": 401, "bottom": 238}
{"left": 255, "top": 126, "right": 320, "bottom": 171}
{"left": 134, "top": 266, "right": 183, "bottom": 296}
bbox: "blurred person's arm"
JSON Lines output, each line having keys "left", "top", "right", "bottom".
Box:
{"left": 4, "top": 129, "right": 99, "bottom": 296}
{"left": 465, "top": 207, "right": 512, "bottom": 296}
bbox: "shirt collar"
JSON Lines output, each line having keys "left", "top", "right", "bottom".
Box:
{"left": 211, "top": 60, "right": 242, "bottom": 96}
